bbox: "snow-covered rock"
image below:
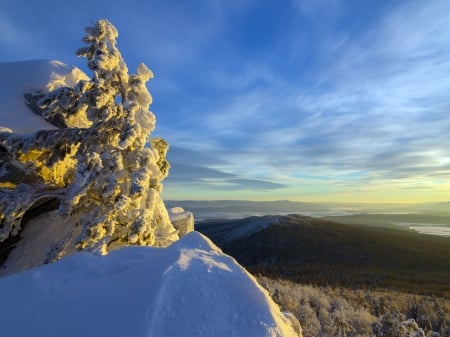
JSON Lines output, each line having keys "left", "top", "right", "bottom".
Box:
{"left": 0, "top": 60, "right": 89, "bottom": 133}
{"left": 0, "top": 232, "right": 301, "bottom": 337}
{"left": 168, "top": 206, "right": 195, "bottom": 236}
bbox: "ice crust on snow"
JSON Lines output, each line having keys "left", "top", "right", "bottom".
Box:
{"left": 0, "top": 232, "right": 300, "bottom": 337}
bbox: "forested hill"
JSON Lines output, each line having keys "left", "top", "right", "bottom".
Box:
{"left": 197, "top": 214, "right": 450, "bottom": 297}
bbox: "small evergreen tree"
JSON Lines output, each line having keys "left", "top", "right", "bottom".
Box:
{"left": 57, "top": 19, "right": 177, "bottom": 255}
{"left": 332, "top": 312, "right": 353, "bottom": 337}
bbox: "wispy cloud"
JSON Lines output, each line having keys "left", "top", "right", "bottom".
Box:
{"left": 165, "top": 0, "right": 450, "bottom": 197}
{"left": 166, "top": 162, "right": 288, "bottom": 191}
{"left": 165, "top": 146, "right": 288, "bottom": 191}
{"left": 1, "top": 0, "right": 448, "bottom": 200}
{"left": 291, "top": 0, "right": 344, "bottom": 21}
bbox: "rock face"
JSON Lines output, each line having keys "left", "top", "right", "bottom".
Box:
{"left": 0, "top": 20, "right": 192, "bottom": 273}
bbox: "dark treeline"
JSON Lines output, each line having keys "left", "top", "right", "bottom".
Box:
{"left": 197, "top": 214, "right": 450, "bottom": 336}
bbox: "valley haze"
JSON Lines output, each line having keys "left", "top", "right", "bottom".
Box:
{"left": 166, "top": 199, "right": 450, "bottom": 237}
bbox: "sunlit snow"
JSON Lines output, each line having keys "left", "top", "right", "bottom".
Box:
{"left": 0, "top": 232, "right": 299, "bottom": 337}
{"left": 0, "top": 60, "right": 89, "bottom": 133}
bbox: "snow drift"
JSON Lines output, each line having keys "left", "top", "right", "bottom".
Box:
{"left": 0, "top": 232, "right": 301, "bottom": 337}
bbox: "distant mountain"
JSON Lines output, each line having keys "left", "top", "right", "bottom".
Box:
{"left": 166, "top": 200, "right": 327, "bottom": 219}
{"left": 166, "top": 199, "right": 450, "bottom": 221}
{"left": 197, "top": 214, "right": 450, "bottom": 296}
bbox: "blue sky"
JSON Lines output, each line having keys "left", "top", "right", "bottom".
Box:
{"left": 1, "top": 0, "right": 450, "bottom": 202}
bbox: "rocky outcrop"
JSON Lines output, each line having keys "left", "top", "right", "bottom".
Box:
{"left": 168, "top": 207, "right": 195, "bottom": 237}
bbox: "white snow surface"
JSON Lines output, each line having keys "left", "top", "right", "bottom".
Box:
{"left": 0, "top": 60, "right": 89, "bottom": 133}
{"left": 0, "top": 210, "right": 83, "bottom": 277}
{"left": 0, "top": 232, "right": 299, "bottom": 337}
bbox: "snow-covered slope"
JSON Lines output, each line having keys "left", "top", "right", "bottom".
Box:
{"left": 0, "top": 232, "right": 300, "bottom": 337}
{"left": 0, "top": 60, "right": 89, "bottom": 133}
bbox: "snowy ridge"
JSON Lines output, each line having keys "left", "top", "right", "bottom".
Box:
{"left": 0, "top": 232, "right": 301, "bottom": 337}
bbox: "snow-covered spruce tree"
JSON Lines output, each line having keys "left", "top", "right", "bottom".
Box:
{"left": 0, "top": 20, "right": 178, "bottom": 259}
{"left": 373, "top": 311, "right": 426, "bottom": 337}
{"left": 57, "top": 19, "right": 178, "bottom": 255}
{"left": 332, "top": 313, "right": 353, "bottom": 337}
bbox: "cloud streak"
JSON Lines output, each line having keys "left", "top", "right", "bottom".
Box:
{"left": 181, "top": 0, "right": 450, "bottom": 198}
{"left": 166, "top": 162, "right": 288, "bottom": 191}
{"left": 165, "top": 147, "right": 288, "bottom": 191}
